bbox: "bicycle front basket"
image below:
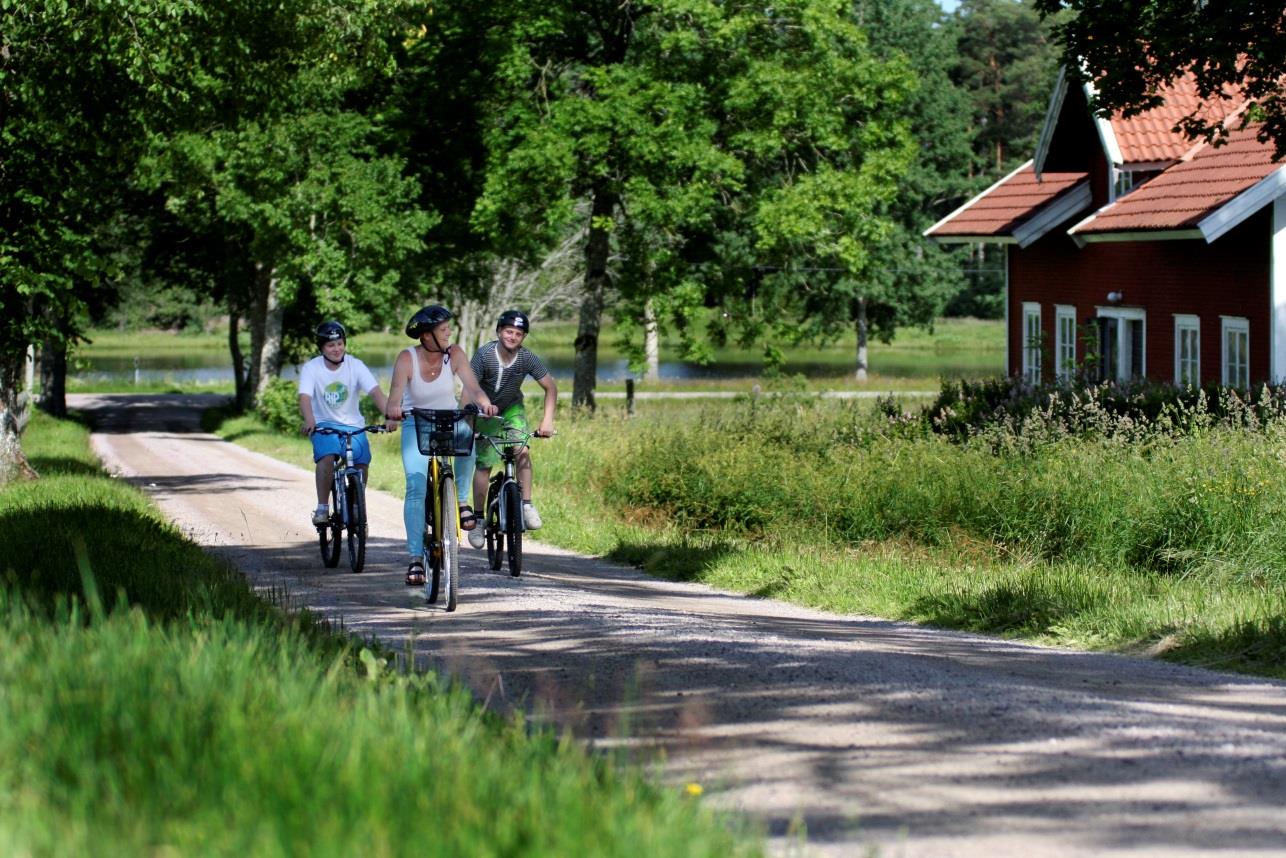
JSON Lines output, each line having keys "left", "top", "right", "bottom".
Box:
{"left": 412, "top": 409, "right": 475, "bottom": 457}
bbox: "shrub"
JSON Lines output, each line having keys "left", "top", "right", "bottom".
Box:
{"left": 255, "top": 377, "right": 299, "bottom": 434}
{"left": 926, "top": 377, "right": 1286, "bottom": 446}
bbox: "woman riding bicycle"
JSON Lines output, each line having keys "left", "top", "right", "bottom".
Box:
{"left": 384, "top": 305, "right": 495, "bottom": 586}
{"left": 298, "top": 320, "right": 390, "bottom": 526}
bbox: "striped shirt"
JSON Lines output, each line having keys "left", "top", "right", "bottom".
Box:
{"left": 470, "top": 341, "right": 549, "bottom": 412}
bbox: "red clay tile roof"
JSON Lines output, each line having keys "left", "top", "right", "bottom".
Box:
{"left": 927, "top": 164, "right": 1088, "bottom": 238}
{"left": 1110, "top": 75, "right": 1245, "bottom": 165}
{"left": 1071, "top": 124, "right": 1282, "bottom": 234}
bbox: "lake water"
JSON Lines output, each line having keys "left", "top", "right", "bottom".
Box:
{"left": 73, "top": 347, "right": 1000, "bottom": 385}
{"left": 74, "top": 354, "right": 754, "bottom": 385}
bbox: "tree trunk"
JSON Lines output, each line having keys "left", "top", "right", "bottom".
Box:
{"left": 246, "top": 263, "right": 284, "bottom": 408}
{"left": 454, "top": 294, "right": 489, "bottom": 358}
{"left": 573, "top": 188, "right": 616, "bottom": 410}
{"left": 0, "top": 350, "right": 38, "bottom": 483}
{"left": 39, "top": 335, "right": 67, "bottom": 418}
{"left": 642, "top": 296, "right": 660, "bottom": 382}
{"left": 256, "top": 267, "right": 285, "bottom": 404}
{"left": 229, "top": 310, "right": 250, "bottom": 412}
{"left": 854, "top": 296, "right": 869, "bottom": 382}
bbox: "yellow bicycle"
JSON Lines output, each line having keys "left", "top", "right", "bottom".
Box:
{"left": 408, "top": 407, "right": 475, "bottom": 611}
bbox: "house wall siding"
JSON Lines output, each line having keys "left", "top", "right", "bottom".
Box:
{"left": 1007, "top": 209, "right": 1271, "bottom": 384}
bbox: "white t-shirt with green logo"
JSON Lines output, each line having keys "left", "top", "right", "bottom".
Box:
{"left": 298, "top": 355, "right": 379, "bottom": 427}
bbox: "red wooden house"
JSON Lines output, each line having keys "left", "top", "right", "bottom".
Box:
{"left": 927, "top": 69, "right": 1286, "bottom": 388}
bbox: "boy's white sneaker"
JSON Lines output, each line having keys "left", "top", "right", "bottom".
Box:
{"left": 311, "top": 505, "right": 330, "bottom": 525}
{"left": 522, "top": 502, "right": 542, "bottom": 530}
{"left": 468, "top": 529, "right": 486, "bottom": 550}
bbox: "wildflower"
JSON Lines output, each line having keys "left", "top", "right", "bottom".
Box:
{"left": 685, "top": 782, "right": 704, "bottom": 797}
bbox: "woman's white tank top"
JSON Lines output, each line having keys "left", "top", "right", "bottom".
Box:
{"left": 401, "top": 346, "right": 458, "bottom": 411}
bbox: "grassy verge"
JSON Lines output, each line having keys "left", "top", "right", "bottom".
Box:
{"left": 209, "top": 394, "right": 1286, "bottom": 680}
{"left": 0, "top": 411, "right": 758, "bottom": 856}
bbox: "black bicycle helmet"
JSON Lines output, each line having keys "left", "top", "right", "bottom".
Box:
{"left": 405, "top": 305, "right": 453, "bottom": 338}
{"left": 496, "top": 309, "right": 530, "bottom": 332}
{"left": 315, "top": 320, "right": 347, "bottom": 348}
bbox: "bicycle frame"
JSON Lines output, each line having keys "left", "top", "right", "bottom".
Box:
{"left": 477, "top": 421, "right": 538, "bottom": 576}
{"left": 311, "top": 425, "right": 385, "bottom": 573}
{"left": 408, "top": 407, "right": 473, "bottom": 611}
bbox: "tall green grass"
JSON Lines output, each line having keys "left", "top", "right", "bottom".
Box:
{"left": 0, "top": 412, "right": 757, "bottom": 856}
{"left": 601, "top": 397, "right": 1286, "bottom": 583}
{"left": 582, "top": 397, "right": 1286, "bottom": 675}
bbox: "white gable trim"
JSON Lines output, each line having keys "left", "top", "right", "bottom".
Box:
{"left": 1087, "top": 80, "right": 1124, "bottom": 168}
{"left": 1197, "top": 165, "right": 1286, "bottom": 243}
{"left": 1033, "top": 67, "right": 1069, "bottom": 179}
{"left": 1073, "top": 229, "right": 1204, "bottom": 246}
{"left": 1272, "top": 196, "right": 1286, "bottom": 382}
{"left": 924, "top": 160, "right": 1034, "bottom": 239}
{"left": 931, "top": 235, "right": 1018, "bottom": 244}
{"left": 1003, "top": 245, "right": 1011, "bottom": 375}
{"left": 1013, "top": 181, "right": 1092, "bottom": 248}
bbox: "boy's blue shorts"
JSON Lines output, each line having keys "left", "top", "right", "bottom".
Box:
{"left": 311, "top": 422, "right": 372, "bottom": 465}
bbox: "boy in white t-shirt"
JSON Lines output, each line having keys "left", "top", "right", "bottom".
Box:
{"left": 298, "top": 320, "right": 390, "bottom": 524}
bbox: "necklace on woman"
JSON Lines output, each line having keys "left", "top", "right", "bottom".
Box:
{"left": 418, "top": 344, "right": 445, "bottom": 381}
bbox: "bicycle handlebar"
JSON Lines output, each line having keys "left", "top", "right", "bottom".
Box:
{"left": 475, "top": 426, "right": 554, "bottom": 457}
{"left": 400, "top": 403, "right": 479, "bottom": 420}
{"left": 310, "top": 425, "right": 390, "bottom": 437}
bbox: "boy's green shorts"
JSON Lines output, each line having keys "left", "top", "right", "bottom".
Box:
{"left": 474, "top": 403, "right": 529, "bottom": 469}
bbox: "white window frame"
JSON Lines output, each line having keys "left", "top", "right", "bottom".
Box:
{"left": 1173, "top": 315, "right": 1200, "bottom": 386}
{"left": 1054, "top": 305, "right": 1077, "bottom": 381}
{"left": 1095, "top": 306, "right": 1147, "bottom": 382}
{"left": 1221, "top": 316, "right": 1250, "bottom": 388}
{"left": 1022, "top": 302, "right": 1042, "bottom": 383}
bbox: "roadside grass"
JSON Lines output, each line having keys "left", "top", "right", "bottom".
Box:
{"left": 215, "top": 392, "right": 1286, "bottom": 679}
{"left": 0, "top": 411, "right": 759, "bottom": 856}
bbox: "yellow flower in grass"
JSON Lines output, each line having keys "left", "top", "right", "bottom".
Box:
{"left": 684, "top": 782, "right": 703, "bottom": 797}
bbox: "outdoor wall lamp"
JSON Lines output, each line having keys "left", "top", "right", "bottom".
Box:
{"left": 1106, "top": 291, "right": 1124, "bottom": 304}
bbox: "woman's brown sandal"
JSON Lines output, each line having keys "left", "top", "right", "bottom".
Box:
{"left": 405, "top": 560, "right": 426, "bottom": 587}
{"left": 458, "top": 505, "right": 478, "bottom": 531}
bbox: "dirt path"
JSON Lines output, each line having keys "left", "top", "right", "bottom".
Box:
{"left": 72, "top": 393, "right": 1286, "bottom": 857}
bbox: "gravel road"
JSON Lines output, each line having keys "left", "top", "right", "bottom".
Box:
{"left": 72, "top": 393, "right": 1286, "bottom": 857}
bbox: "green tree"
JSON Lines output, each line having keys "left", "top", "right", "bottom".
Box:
{"left": 844, "top": 0, "right": 978, "bottom": 373}
{"left": 0, "top": 0, "right": 419, "bottom": 477}
{"left": 142, "top": 109, "right": 432, "bottom": 408}
{"left": 953, "top": 0, "right": 1061, "bottom": 175}
{"left": 698, "top": 2, "right": 918, "bottom": 376}
{"left": 1034, "top": 0, "right": 1286, "bottom": 160}
{"left": 475, "top": 0, "right": 917, "bottom": 404}
{"left": 473, "top": 0, "right": 744, "bottom": 408}
{"left": 0, "top": 0, "right": 192, "bottom": 480}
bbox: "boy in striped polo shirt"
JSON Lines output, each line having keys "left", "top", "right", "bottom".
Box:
{"left": 461, "top": 310, "right": 558, "bottom": 549}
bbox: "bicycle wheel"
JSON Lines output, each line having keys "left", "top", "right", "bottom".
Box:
{"left": 485, "top": 480, "right": 503, "bottom": 571}
{"left": 345, "top": 473, "right": 366, "bottom": 573}
{"left": 440, "top": 475, "right": 459, "bottom": 611}
{"left": 426, "top": 470, "right": 442, "bottom": 603}
{"left": 320, "top": 481, "right": 342, "bottom": 568}
{"left": 504, "top": 481, "right": 523, "bottom": 577}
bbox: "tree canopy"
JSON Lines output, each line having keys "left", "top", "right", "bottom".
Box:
{"left": 1, "top": 0, "right": 1068, "bottom": 477}
{"left": 1034, "top": 0, "right": 1286, "bottom": 160}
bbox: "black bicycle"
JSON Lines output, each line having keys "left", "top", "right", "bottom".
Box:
{"left": 476, "top": 420, "right": 545, "bottom": 577}
{"left": 311, "top": 425, "right": 388, "bottom": 573}
{"left": 408, "top": 407, "right": 475, "bottom": 611}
